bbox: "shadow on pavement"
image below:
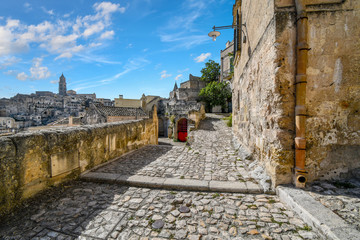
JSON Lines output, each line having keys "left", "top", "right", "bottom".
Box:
{"left": 0, "top": 180, "right": 130, "bottom": 239}
{"left": 197, "top": 117, "right": 220, "bottom": 131}
{"left": 94, "top": 145, "right": 172, "bottom": 176}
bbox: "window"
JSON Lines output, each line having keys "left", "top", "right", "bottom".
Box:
{"left": 234, "top": 11, "right": 241, "bottom": 55}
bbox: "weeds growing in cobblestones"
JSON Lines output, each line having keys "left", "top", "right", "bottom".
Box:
{"left": 268, "top": 199, "right": 276, "bottom": 204}
{"left": 247, "top": 204, "right": 257, "bottom": 209}
{"left": 297, "top": 224, "right": 312, "bottom": 231}
{"left": 148, "top": 219, "right": 155, "bottom": 225}
{"left": 180, "top": 176, "right": 185, "bottom": 179}
{"left": 271, "top": 217, "right": 286, "bottom": 226}
{"left": 212, "top": 193, "right": 220, "bottom": 198}
{"left": 203, "top": 209, "right": 213, "bottom": 216}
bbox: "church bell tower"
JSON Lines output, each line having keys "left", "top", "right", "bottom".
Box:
{"left": 59, "top": 73, "right": 67, "bottom": 96}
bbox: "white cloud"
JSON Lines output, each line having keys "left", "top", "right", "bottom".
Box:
{"left": 178, "top": 68, "right": 189, "bottom": 73}
{"left": 73, "top": 57, "right": 149, "bottom": 91}
{"left": 0, "top": 2, "right": 126, "bottom": 59}
{"left": 100, "top": 30, "right": 114, "bottom": 40}
{"left": 5, "top": 57, "right": 51, "bottom": 81}
{"left": 175, "top": 74, "right": 183, "bottom": 81}
{"left": 29, "top": 58, "right": 51, "bottom": 79}
{"left": 160, "top": 33, "right": 208, "bottom": 50}
{"left": 94, "top": 2, "right": 125, "bottom": 17}
{"left": 0, "top": 56, "right": 20, "bottom": 69}
{"left": 4, "top": 70, "right": 28, "bottom": 81}
{"left": 0, "top": 20, "right": 29, "bottom": 56}
{"left": 63, "top": 12, "right": 72, "bottom": 18}
{"left": 89, "top": 42, "right": 102, "bottom": 48}
{"left": 161, "top": 70, "right": 172, "bottom": 79}
{"left": 24, "top": 3, "right": 32, "bottom": 11}
{"left": 50, "top": 80, "right": 59, "bottom": 84}
{"left": 158, "top": 0, "right": 211, "bottom": 51}
{"left": 194, "top": 53, "right": 211, "bottom": 63}
{"left": 126, "top": 43, "right": 133, "bottom": 48}
{"left": 41, "top": 7, "right": 54, "bottom": 15}
{"left": 83, "top": 21, "right": 105, "bottom": 37}
{"left": 55, "top": 52, "right": 73, "bottom": 60}
{"left": 17, "top": 72, "right": 28, "bottom": 81}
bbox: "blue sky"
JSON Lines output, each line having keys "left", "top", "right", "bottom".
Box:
{"left": 0, "top": 0, "right": 234, "bottom": 99}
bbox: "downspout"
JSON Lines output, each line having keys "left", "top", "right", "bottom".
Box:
{"left": 294, "top": 0, "right": 309, "bottom": 188}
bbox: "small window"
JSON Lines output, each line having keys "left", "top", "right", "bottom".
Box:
{"left": 234, "top": 12, "right": 241, "bottom": 54}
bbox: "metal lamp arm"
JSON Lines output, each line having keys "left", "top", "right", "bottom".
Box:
{"left": 212, "top": 24, "right": 246, "bottom": 34}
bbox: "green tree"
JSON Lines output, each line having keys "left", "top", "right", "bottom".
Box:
{"left": 200, "top": 60, "right": 220, "bottom": 84}
{"left": 198, "top": 81, "right": 232, "bottom": 112}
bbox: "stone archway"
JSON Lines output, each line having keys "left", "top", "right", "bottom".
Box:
{"left": 177, "top": 118, "right": 188, "bottom": 142}
{"left": 158, "top": 118, "right": 164, "bottom": 137}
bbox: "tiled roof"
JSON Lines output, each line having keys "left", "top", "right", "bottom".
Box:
{"left": 94, "top": 104, "right": 147, "bottom": 117}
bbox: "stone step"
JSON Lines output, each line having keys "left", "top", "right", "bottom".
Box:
{"left": 277, "top": 186, "right": 360, "bottom": 240}
{"left": 80, "top": 171, "right": 275, "bottom": 194}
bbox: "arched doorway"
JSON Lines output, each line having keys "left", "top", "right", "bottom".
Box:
{"left": 177, "top": 118, "right": 188, "bottom": 142}
{"left": 158, "top": 118, "right": 164, "bottom": 137}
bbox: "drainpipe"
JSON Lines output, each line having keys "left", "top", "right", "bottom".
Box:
{"left": 294, "top": 0, "right": 309, "bottom": 188}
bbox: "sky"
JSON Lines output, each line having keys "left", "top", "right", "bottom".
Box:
{"left": 0, "top": 0, "right": 234, "bottom": 100}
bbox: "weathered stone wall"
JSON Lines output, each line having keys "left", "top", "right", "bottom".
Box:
{"left": 107, "top": 116, "right": 144, "bottom": 122}
{"left": 114, "top": 98, "right": 142, "bottom": 108}
{"left": 233, "top": 0, "right": 359, "bottom": 186}
{"left": 305, "top": 1, "right": 360, "bottom": 181}
{"left": 0, "top": 112, "right": 158, "bottom": 214}
{"left": 233, "top": 0, "right": 297, "bottom": 186}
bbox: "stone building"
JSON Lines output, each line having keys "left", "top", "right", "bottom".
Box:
{"left": 160, "top": 74, "right": 206, "bottom": 141}
{"left": 58, "top": 73, "right": 67, "bottom": 96}
{"left": 220, "top": 40, "right": 234, "bottom": 84}
{"left": 114, "top": 95, "right": 142, "bottom": 108}
{"left": 169, "top": 74, "right": 206, "bottom": 102}
{"left": 232, "top": 0, "right": 360, "bottom": 187}
{"left": 82, "top": 103, "right": 148, "bottom": 125}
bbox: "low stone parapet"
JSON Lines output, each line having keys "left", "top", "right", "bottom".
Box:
{"left": 0, "top": 110, "right": 158, "bottom": 215}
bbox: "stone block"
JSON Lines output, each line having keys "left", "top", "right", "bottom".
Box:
{"left": 51, "top": 150, "right": 80, "bottom": 177}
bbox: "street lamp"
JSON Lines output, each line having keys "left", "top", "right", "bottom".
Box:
{"left": 208, "top": 25, "right": 247, "bottom": 42}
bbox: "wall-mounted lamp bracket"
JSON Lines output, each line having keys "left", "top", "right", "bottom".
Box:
{"left": 208, "top": 24, "right": 246, "bottom": 42}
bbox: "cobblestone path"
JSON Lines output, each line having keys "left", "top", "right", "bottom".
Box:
{"left": 95, "top": 114, "right": 253, "bottom": 183}
{"left": 0, "top": 115, "right": 324, "bottom": 239}
{"left": 0, "top": 182, "right": 322, "bottom": 240}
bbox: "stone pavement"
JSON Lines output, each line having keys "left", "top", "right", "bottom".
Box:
{"left": 0, "top": 114, "right": 325, "bottom": 239}
{"left": 277, "top": 179, "right": 360, "bottom": 240}
{"left": 83, "top": 114, "right": 263, "bottom": 194}
{"left": 306, "top": 179, "right": 360, "bottom": 232}
{"left": 0, "top": 181, "right": 322, "bottom": 240}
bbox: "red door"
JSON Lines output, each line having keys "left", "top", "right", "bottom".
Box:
{"left": 178, "top": 118, "right": 187, "bottom": 142}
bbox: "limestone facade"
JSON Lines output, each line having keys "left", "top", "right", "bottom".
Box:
{"left": 114, "top": 95, "right": 142, "bottom": 108}
{"left": 220, "top": 40, "right": 234, "bottom": 84}
{"left": 232, "top": 0, "right": 360, "bottom": 186}
{"left": 169, "top": 74, "right": 206, "bottom": 102}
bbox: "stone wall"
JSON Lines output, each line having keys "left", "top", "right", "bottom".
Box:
{"left": 107, "top": 116, "right": 142, "bottom": 122}
{"left": 233, "top": 0, "right": 359, "bottom": 186}
{"left": 0, "top": 110, "right": 158, "bottom": 215}
{"left": 304, "top": 1, "right": 360, "bottom": 181}
{"left": 114, "top": 98, "right": 142, "bottom": 108}
{"left": 233, "top": 0, "right": 296, "bottom": 186}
